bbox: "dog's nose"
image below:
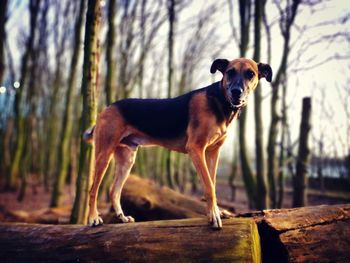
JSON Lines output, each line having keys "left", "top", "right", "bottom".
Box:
{"left": 231, "top": 88, "right": 243, "bottom": 98}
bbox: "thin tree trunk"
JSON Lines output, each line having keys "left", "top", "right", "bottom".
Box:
{"left": 293, "top": 97, "right": 312, "bottom": 207}
{"left": 0, "top": 0, "right": 7, "bottom": 84}
{"left": 8, "top": 0, "right": 41, "bottom": 190}
{"left": 267, "top": 0, "right": 301, "bottom": 208}
{"left": 51, "top": 0, "right": 86, "bottom": 207}
{"left": 229, "top": 142, "right": 239, "bottom": 201}
{"left": 105, "top": 0, "right": 116, "bottom": 105}
{"left": 277, "top": 81, "right": 287, "bottom": 208}
{"left": 44, "top": 0, "right": 70, "bottom": 191}
{"left": 70, "top": 0, "right": 101, "bottom": 224}
{"left": 165, "top": 0, "right": 175, "bottom": 188}
{"left": 253, "top": 0, "right": 267, "bottom": 210}
{"left": 238, "top": 0, "right": 256, "bottom": 208}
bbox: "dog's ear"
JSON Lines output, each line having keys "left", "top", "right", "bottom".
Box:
{"left": 258, "top": 63, "right": 272, "bottom": 82}
{"left": 210, "top": 59, "right": 229, "bottom": 74}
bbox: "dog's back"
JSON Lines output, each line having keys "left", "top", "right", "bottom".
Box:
{"left": 113, "top": 88, "right": 205, "bottom": 139}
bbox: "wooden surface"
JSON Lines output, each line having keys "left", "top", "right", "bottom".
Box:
{"left": 248, "top": 204, "right": 350, "bottom": 263}
{"left": 0, "top": 218, "right": 261, "bottom": 263}
{"left": 106, "top": 175, "right": 208, "bottom": 223}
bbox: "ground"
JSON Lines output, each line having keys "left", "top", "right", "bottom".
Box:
{"left": 0, "top": 174, "right": 349, "bottom": 223}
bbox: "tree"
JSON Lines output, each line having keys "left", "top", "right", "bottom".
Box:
{"left": 237, "top": 0, "right": 257, "bottom": 208}
{"left": 0, "top": 0, "right": 7, "bottom": 84}
{"left": 165, "top": 0, "right": 176, "bottom": 188}
{"left": 293, "top": 97, "right": 312, "bottom": 207}
{"left": 18, "top": 0, "right": 50, "bottom": 201}
{"left": 267, "top": 0, "right": 301, "bottom": 208}
{"left": 7, "top": 0, "right": 41, "bottom": 190}
{"left": 70, "top": 0, "right": 101, "bottom": 224}
{"left": 44, "top": 1, "right": 73, "bottom": 191}
{"left": 253, "top": 0, "right": 267, "bottom": 209}
{"left": 51, "top": 0, "right": 86, "bottom": 207}
{"left": 105, "top": 0, "right": 116, "bottom": 105}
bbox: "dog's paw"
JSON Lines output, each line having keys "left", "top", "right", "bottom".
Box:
{"left": 220, "top": 208, "right": 234, "bottom": 219}
{"left": 117, "top": 214, "right": 135, "bottom": 223}
{"left": 89, "top": 215, "right": 103, "bottom": 227}
{"left": 209, "top": 206, "right": 222, "bottom": 230}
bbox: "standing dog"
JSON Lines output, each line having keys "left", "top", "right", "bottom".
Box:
{"left": 86, "top": 57, "right": 272, "bottom": 229}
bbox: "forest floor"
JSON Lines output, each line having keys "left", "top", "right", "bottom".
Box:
{"left": 0, "top": 174, "right": 349, "bottom": 223}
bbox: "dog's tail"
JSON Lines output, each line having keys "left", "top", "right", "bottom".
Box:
{"left": 83, "top": 126, "right": 95, "bottom": 144}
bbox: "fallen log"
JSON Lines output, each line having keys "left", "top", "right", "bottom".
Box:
{"left": 0, "top": 175, "right": 233, "bottom": 225}
{"left": 105, "top": 175, "right": 211, "bottom": 223}
{"left": 240, "top": 204, "right": 350, "bottom": 263}
{"left": 0, "top": 218, "right": 260, "bottom": 263}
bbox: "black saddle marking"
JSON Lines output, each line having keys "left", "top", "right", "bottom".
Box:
{"left": 113, "top": 82, "right": 232, "bottom": 139}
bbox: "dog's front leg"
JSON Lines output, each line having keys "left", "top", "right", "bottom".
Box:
{"left": 205, "top": 147, "right": 233, "bottom": 219}
{"left": 187, "top": 144, "right": 222, "bottom": 229}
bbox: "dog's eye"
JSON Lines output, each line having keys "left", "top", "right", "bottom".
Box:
{"left": 245, "top": 70, "right": 255, "bottom": 80}
{"left": 226, "top": 69, "right": 236, "bottom": 78}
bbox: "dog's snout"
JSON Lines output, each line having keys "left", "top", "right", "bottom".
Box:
{"left": 231, "top": 88, "right": 243, "bottom": 98}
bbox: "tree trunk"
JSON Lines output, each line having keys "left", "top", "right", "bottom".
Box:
{"left": 267, "top": 0, "right": 301, "bottom": 209}
{"left": 165, "top": 0, "right": 176, "bottom": 189}
{"left": 238, "top": 0, "right": 256, "bottom": 208}
{"left": 229, "top": 143, "right": 239, "bottom": 201}
{"left": 105, "top": 0, "right": 116, "bottom": 105}
{"left": 51, "top": 0, "right": 86, "bottom": 208}
{"left": 253, "top": 0, "right": 267, "bottom": 210}
{"left": 0, "top": 0, "right": 7, "bottom": 84}
{"left": 8, "top": 0, "right": 41, "bottom": 190}
{"left": 70, "top": 0, "right": 101, "bottom": 224}
{"left": 277, "top": 81, "right": 287, "bottom": 208}
{"left": 0, "top": 218, "right": 261, "bottom": 263}
{"left": 293, "top": 97, "right": 311, "bottom": 207}
{"left": 44, "top": 0, "right": 73, "bottom": 192}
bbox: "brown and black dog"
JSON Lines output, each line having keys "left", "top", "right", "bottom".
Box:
{"left": 85, "top": 57, "right": 272, "bottom": 229}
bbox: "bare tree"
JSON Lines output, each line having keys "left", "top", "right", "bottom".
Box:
{"left": 71, "top": 0, "right": 101, "bottom": 224}
{"left": 253, "top": 0, "right": 268, "bottom": 209}
{"left": 293, "top": 97, "right": 312, "bottom": 207}
{"left": 267, "top": 0, "right": 301, "bottom": 208}
{"left": 0, "top": 0, "right": 8, "bottom": 84}
{"left": 8, "top": 0, "right": 41, "bottom": 191}
{"left": 105, "top": 0, "right": 116, "bottom": 105}
{"left": 237, "top": 0, "right": 257, "bottom": 208}
{"left": 51, "top": 0, "right": 86, "bottom": 207}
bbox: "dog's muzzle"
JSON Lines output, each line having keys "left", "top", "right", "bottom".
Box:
{"left": 229, "top": 86, "right": 246, "bottom": 108}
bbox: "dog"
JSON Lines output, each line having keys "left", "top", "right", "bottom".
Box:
{"left": 85, "top": 57, "right": 272, "bottom": 229}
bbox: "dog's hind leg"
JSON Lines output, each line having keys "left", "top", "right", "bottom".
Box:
{"left": 88, "top": 110, "right": 121, "bottom": 226}
{"left": 88, "top": 146, "right": 113, "bottom": 226}
{"left": 110, "top": 145, "right": 137, "bottom": 223}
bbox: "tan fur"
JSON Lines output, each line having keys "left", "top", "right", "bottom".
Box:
{"left": 88, "top": 58, "right": 267, "bottom": 229}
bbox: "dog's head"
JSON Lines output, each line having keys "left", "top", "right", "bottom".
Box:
{"left": 210, "top": 58, "right": 272, "bottom": 108}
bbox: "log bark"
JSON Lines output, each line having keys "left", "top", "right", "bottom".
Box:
{"left": 105, "top": 175, "right": 208, "bottom": 223}
{"left": 0, "top": 218, "right": 261, "bottom": 263}
{"left": 241, "top": 204, "right": 350, "bottom": 263}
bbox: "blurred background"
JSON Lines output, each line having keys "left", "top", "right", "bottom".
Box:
{"left": 0, "top": 0, "right": 349, "bottom": 222}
